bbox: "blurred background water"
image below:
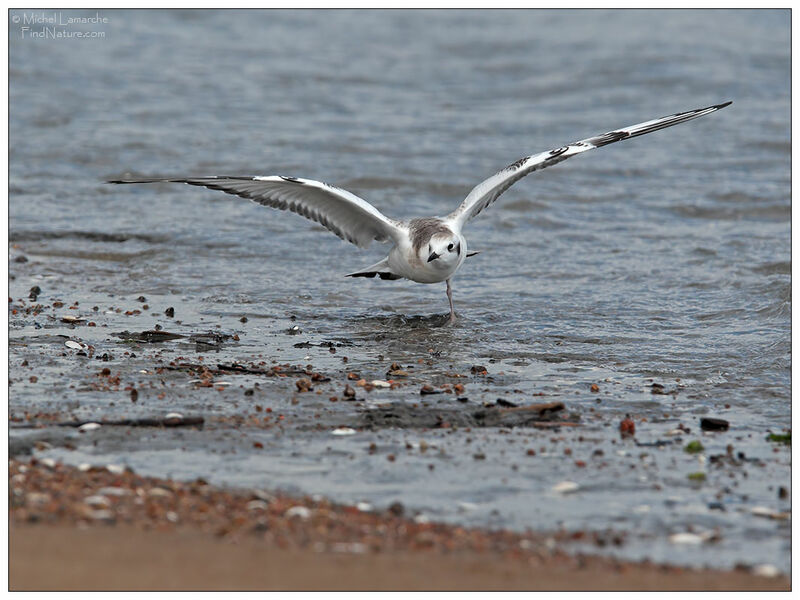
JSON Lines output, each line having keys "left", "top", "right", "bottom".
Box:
{"left": 9, "top": 9, "right": 790, "bottom": 572}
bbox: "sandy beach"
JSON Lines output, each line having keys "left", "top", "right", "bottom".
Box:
{"left": 9, "top": 458, "right": 789, "bottom": 591}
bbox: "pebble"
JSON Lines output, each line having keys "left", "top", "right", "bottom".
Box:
{"left": 39, "top": 457, "right": 57, "bottom": 469}
{"left": 332, "top": 542, "right": 367, "bottom": 554}
{"left": 78, "top": 423, "right": 101, "bottom": 433}
{"left": 668, "top": 532, "right": 705, "bottom": 545}
{"left": 700, "top": 417, "right": 730, "bottom": 431}
{"left": 84, "top": 495, "right": 112, "bottom": 508}
{"left": 65, "top": 340, "right": 83, "bottom": 350}
{"left": 86, "top": 509, "right": 115, "bottom": 521}
{"left": 251, "top": 489, "right": 276, "bottom": 503}
{"left": 285, "top": 506, "right": 312, "bottom": 520}
{"left": 552, "top": 481, "right": 580, "bottom": 494}
{"left": 332, "top": 427, "right": 357, "bottom": 436}
{"left": 106, "top": 464, "right": 126, "bottom": 475}
{"left": 246, "top": 500, "right": 270, "bottom": 511}
{"left": 26, "top": 492, "right": 50, "bottom": 505}
{"left": 97, "top": 487, "right": 131, "bottom": 497}
{"left": 356, "top": 502, "right": 373, "bottom": 512}
{"left": 413, "top": 514, "right": 430, "bottom": 524}
{"left": 750, "top": 506, "right": 790, "bottom": 520}
{"left": 752, "top": 564, "right": 780, "bottom": 578}
{"left": 370, "top": 380, "right": 391, "bottom": 388}
{"left": 147, "top": 487, "right": 172, "bottom": 498}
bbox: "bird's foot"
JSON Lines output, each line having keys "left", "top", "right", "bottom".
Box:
{"left": 445, "top": 312, "right": 457, "bottom": 326}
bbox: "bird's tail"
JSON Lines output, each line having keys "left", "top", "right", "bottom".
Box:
{"left": 346, "top": 257, "right": 402, "bottom": 281}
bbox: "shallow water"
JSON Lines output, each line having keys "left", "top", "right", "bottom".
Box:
{"left": 9, "top": 9, "right": 790, "bottom": 572}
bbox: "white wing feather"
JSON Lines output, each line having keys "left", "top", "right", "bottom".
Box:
{"left": 108, "top": 175, "right": 405, "bottom": 248}
{"left": 448, "top": 101, "right": 732, "bottom": 228}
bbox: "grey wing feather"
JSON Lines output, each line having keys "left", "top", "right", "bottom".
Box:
{"left": 448, "top": 101, "right": 732, "bottom": 228}
{"left": 108, "top": 175, "right": 405, "bottom": 248}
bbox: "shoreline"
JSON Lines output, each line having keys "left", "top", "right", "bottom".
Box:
{"left": 8, "top": 458, "right": 789, "bottom": 591}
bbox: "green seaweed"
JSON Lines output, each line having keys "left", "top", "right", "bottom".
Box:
{"left": 767, "top": 432, "right": 791, "bottom": 445}
{"left": 683, "top": 440, "right": 704, "bottom": 454}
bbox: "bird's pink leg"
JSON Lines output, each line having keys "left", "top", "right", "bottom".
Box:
{"left": 446, "top": 278, "right": 456, "bottom": 324}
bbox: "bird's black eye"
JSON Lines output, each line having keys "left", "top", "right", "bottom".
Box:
{"left": 447, "top": 243, "right": 454, "bottom": 252}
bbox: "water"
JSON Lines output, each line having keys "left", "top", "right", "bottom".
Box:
{"left": 9, "top": 9, "right": 790, "bottom": 572}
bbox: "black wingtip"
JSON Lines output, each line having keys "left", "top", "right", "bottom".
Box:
{"left": 714, "top": 101, "right": 733, "bottom": 110}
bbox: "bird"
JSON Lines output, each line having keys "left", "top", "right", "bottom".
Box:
{"left": 109, "top": 101, "right": 731, "bottom": 324}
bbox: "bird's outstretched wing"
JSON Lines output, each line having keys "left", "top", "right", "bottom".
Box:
{"left": 108, "top": 175, "right": 405, "bottom": 248}
{"left": 447, "top": 101, "right": 732, "bottom": 228}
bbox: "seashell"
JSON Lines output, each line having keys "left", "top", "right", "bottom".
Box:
{"left": 246, "top": 500, "right": 270, "bottom": 511}
{"left": 752, "top": 564, "right": 780, "bottom": 578}
{"left": 552, "top": 481, "right": 580, "bottom": 494}
{"left": 285, "top": 506, "right": 311, "bottom": 520}
{"left": 668, "top": 532, "right": 705, "bottom": 545}
{"left": 331, "top": 427, "right": 356, "bottom": 436}
{"left": 78, "top": 422, "right": 101, "bottom": 433}
{"left": 84, "top": 495, "right": 111, "bottom": 508}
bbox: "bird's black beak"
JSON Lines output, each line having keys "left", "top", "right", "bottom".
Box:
{"left": 427, "top": 252, "right": 440, "bottom": 263}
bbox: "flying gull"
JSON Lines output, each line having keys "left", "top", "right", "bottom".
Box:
{"left": 109, "top": 101, "right": 731, "bottom": 323}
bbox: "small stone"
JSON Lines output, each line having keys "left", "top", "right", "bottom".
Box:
{"left": 97, "top": 487, "right": 131, "bottom": 497}
{"left": 552, "top": 481, "right": 580, "bottom": 494}
{"left": 78, "top": 422, "right": 101, "bottom": 433}
{"left": 84, "top": 495, "right": 111, "bottom": 508}
{"left": 285, "top": 506, "right": 311, "bottom": 520}
{"left": 700, "top": 417, "right": 729, "bottom": 431}
{"left": 246, "top": 500, "right": 270, "bottom": 511}
{"left": 668, "top": 532, "right": 704, "bottom": 545}
{"left": 165, "top": 307, "right": 175, "bottom": 318}
{"left": 332, "top": 427, "right": 356, "bottom": 436}
{"left": 620, "top": 415, "right": 635, "bottom": 437}
{"left": 752, "top": 564, "right": 780, "bottom": 578}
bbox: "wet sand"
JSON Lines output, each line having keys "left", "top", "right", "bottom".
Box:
{"left": 9, "top": 459, "right": 788, "bottom": 591}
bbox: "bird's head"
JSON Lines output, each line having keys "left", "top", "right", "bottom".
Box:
{"left": 426, "top": 234, "right": 462, "bottom": 268}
